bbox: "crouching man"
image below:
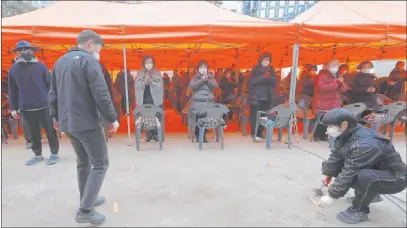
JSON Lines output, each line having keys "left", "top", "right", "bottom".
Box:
{"left": 317, "top": 108, "right": 406, "bottom": 224}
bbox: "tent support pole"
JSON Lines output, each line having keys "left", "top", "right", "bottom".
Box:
{"left": 235, "top": 48, "right": 240, "bottom": 94}
{"left": 122, "top": 44, "right": 131, "bottom": 145}
{"left": 288, "top": 43, "right": 300, "bottom": 149}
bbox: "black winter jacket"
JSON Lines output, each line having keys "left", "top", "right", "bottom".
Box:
{"left": 247, "top": 65, "right": 277, "bottom": 107}
{"left": 322, "top": 125, "right": 407, "bottom": 199}
{"left": 49, "top": 47, "right": 117, "bottom": 132}
{"left": 348, "top": 72, "right": 377, "bottom": 109}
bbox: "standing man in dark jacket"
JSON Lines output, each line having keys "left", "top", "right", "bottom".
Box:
{"left": 348, "top": 61, "right": 378, "bottom": 117}
{"left": 247, "top": 52, "right": 277, "bottom": 140}
{"left": 49, "top": 30, "right": 119, "bottom": 225}
{"left": 8, "top": 40, "right": 59, "bottom": 166}
{"left": 318, "top": 108, "right": 406, "bottom": 224}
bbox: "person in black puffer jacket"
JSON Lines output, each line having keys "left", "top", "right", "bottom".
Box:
{"left": 348, "top": 61, "right": 377, "bottom": 117}
{"left": 318, "top": 108, "right": 406, "bottom": 224}
{"left": 189, "top": 60, "right": 219, "bottom": 142}
{"left": 247, "top": 52, "right": 278, "bottom": 140}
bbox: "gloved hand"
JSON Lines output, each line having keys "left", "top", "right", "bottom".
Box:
{"left": 111, "top": 121, "right": 120, "bottom": 133}
{"left": 11, "top": 110, "right": 19, "bottom": 119}
{"left": 318, "top": 195, "right": 335, "bottom": 207}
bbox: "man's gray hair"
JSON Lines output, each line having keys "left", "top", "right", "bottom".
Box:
{"left": 77, "top": 30, "right": 104, "bottom": 46}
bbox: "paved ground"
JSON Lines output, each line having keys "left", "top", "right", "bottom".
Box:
{"left": 2, "top": 132, "right": 406, "bottom": 227}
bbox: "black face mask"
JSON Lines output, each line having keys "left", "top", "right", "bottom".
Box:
{"left": 20, "top": 52, "right": 34, "bottom": 61}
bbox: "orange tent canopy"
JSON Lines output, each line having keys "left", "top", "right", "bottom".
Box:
{"left": 1, "top": 1, "right": 298, "bottom": 45}
{"left": 2, "top": 1, "right": 406, "bottom": 71}
{"left": 1, "top": 1, "right": 299, "bottom": 70}
{"left": 292, "top": 1, "right": 407, "bottom": 44}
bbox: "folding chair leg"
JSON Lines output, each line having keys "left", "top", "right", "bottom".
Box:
{"left": 136, "top": 125, "right": 141, "bottom": 151}
{"left": 287, "top": 125, "right": 292, "bottom": 149}
{"left": 199, "top": 127, "right": 205, "bottom": 150}
{"left": 219, "top": 126, "right": 224, "bottom": 150}
{"left": 215, "top": 127, "right": 220, "bottom": 142}
{"left": 303, "top": 118, "right": 310, "bottom": 139}
{"left": 157, "top": 126, "right": 163, "bottom": 150}
{"left": 278, "top": 128, "right": 283, "bottom": 141}
{"left": 265, "top": 125, "right": 273, "bottom": 149}
{"left": 254, "top": 123, "right": 259, "bottom": 142}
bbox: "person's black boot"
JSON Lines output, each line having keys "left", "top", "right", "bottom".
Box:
{"left": 336, "top": 206, "right": 368, "bottom": 224}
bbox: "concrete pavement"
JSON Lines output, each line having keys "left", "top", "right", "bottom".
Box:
{"left": 1, "top": 133, "right": 406, "bottom": 227}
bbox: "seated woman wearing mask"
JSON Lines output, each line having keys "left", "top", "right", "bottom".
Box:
{"left": 135, "top": 55, "right": 164, "bottom": 142}
{"left": 313, "top": 60, "right": 348, "bottom": 144}
{"left": 189, "top": 60, "right": 219, "bottom": 142}
{"left": 348, "top": 61, "right": 378, "bottom": 118}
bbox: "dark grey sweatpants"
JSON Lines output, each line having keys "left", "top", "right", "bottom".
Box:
{"left": 65, "top": 128, "right": 109, "bottom": 210}
{"left": 352, "top": 169, "right": 406, "bottom": 213}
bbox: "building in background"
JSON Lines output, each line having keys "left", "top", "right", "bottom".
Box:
{"left": 242, "top": 0, "right": 318, "bottom": 21}
{"left": 30, "top": 0, "right": 55, "bottom": 8}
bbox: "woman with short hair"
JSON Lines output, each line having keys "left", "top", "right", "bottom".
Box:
{"left": 135, "top": 55, "right": 164, "bottom": 142}
{"left": 189, "top": 60, "right": 219, "bottom": 142}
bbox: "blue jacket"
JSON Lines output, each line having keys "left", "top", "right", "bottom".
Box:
{"left": 8, "top": 56, "right": 50, "bottom": 111}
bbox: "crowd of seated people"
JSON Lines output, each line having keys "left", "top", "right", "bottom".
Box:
{"left": 127, "top": 55, "right": 406, "bottom": 144}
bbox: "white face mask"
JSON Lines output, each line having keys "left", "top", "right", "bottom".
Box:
{"left": 92, "top": 52, "right": 100, "bottom": 61}
{"left": 369, "top": 68, "right": 375, "bottom": 74}
{"left": 329, "top": 67, "right": 338, "bottom": 75}
{"left": 361, "top": 68, "right": 372, "bottom": 74}
{"left": 145, "top": 63, "right": 153, "bottom": 70}
{"left": 199, "top": 67, "right": 207, "bottom": 75}
{"left": 261, "top": 60, "right": 270, "bottom": 67}
{"left": 326, "top": 126, "right": 343, "bottom": 138}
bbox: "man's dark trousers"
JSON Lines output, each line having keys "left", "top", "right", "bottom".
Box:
{"left": 20, "top": 107, "right": 59, "bottom": 156}
{"left": 65, "top": 127, "right": 109, "bottom": 211}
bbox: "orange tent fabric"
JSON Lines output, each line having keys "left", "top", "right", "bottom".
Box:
{"left": 1, "top": 1, "right": 298, "bottom": 45}
{"left": 1, "top": 1, "right": 298, "bottom": 70}
{"left": 292, "top": 1, "right": 407, "bottom": 44}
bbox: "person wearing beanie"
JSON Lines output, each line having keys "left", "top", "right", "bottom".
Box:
{"left": 247, "top": 52, "right": 278, "bottom": 140}
{"left": 318, "top": 108, "right": 406, "bottom": 224}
